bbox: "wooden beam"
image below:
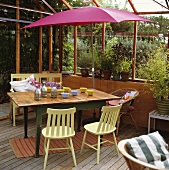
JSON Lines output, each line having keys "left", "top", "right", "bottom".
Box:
{"left": 128, "top": 0, "right": 138, "bottom": 14}
{"left": 49, "top": 26, "right": 53, "bottom": 72}
{"left": 62, "top": 0, "right": 78, "bottom": 74}
{"left": 74, "top": 27, "right": 77, "bottom": 74}
{"left": 132, "top": 21, "right": 137, "bottom": 80}
{"left": 41, "top": 0, "right": 57, "bottom": 13}
{"left": 62, "top": 0, "right": 72, "bottom": 9}
{"left": 0, "top": 3, "right": 52, "bottom": 15}
{"left": 152, "top": 0, "right": 169, "bottom": 10}
{"left": 59, "top": 26, "right": 63, "bottom": 72}
{"left": 16, "top": 0, "right": 20, "bottom": 74}
{"left": 32, "top": 0, "right": 51, "bottom": 12}
{"left": 39, "top": 13, "right": 43, "bottom": 73}
{"left": 138, "top": 11, "right": 169, "bottom": 15}
{"left": 92, "top": 0, "right": 106, "bottom": 53}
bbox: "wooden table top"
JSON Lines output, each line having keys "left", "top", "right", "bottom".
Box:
{"left": 8, "top": 89, "right": 119, "bottom": 107}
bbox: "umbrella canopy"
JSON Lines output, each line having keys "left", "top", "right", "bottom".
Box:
{"left": 23, "top": 6, "right": 151, "bottom": 88}
{"left": 23, "top": 6, "right": 151, "bottom": 29}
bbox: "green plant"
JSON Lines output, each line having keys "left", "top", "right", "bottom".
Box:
{"left": 138, "top": 45, "right": 169, "bottom": 100}
{"left": 101, "top": 38, "right": 118, "bottom": 70}
{"left": 119, "top": 57, "right": 132, "bottom": 72}
{"left": 101, "top": 54, "right": 113, "bottom": 70}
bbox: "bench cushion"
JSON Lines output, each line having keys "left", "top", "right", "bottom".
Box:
{"left": 10, "top": 74, "right": 34, "bottom": 92}
{"left": 126, "top": 131, "right": 169, "bottom": 169}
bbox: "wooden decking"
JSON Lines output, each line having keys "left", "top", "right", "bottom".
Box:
{"left": 0, "top": 111, "right": 168, "bottom": 170}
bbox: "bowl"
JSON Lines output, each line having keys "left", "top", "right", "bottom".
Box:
{"left": 63, "top": 87, "right": 71, "bottom": 92}
{"left": 57, "top": 89, "right": 65, "bottom": 95}
{"left": 61, "top": 92, "right": 69, "bottom": 98}
{"left": 47, "top": 87, "right": 52, "bottom": 93}
{"left": 87, "top": 89, "right": 94, "bottom": 96}
{"left": 80, "top": 87, "right": 87, "bottom": 93}
{"left": 71, "top": 90, "right": 78, "bottom": 96}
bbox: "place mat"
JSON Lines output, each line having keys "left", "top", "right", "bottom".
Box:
{"left": 9, "top": 131, "right": 120, "bottom": 158}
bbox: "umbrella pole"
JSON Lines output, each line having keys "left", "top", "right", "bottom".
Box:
{"left": 91, "top": 23, "right": 94, "bottom": 88}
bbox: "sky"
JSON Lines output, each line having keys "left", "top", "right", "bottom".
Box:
{"left": 97, "top": 0, "right": 169, "bottom": 17}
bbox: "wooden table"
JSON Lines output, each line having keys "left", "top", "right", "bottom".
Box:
{"left": 8, "top": 89, "right": 119, "bottom": 157}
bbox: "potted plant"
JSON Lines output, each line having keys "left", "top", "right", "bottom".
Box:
{"left": 138, "top": 45, "right": 169, "bottom": 115}
{"left": 101, "top": 39, "right": 116, "bottom": 80}
{"left": 77, "top": 49, "right": 91, "bottom": 77}
{"left": 111, "top": 42, "right": 131, "bottom": 81}
{"left": 119, "top": 57, "right": 132, "bottom": 81}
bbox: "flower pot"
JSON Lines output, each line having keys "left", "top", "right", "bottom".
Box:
{"left": 80, "top": 68, "right": 89, "bottom": 77}
{"left": 156, "top": 99, "right": 169, "bottom": 115}
{"left": 103, "top": 70, "right": 112, "bottom": 80}
{"left": 121, "top": 72, "right": 130, "bottom": 81}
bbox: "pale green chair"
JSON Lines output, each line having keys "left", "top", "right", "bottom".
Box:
{"left": 42, "top": 107, "right": 77, "bottom": 169}
{"left": 80, "top": 104, "right": 122, "bottom": 164}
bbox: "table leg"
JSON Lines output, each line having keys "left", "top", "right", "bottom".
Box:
{"left": 24, "top": 107, "right": 28, "bottom": 138}
{"left": 76, "top": 110, "right": 82, "bottom": 132}
{"left": 34, "top": 110, "right": 43, "bottom": 158}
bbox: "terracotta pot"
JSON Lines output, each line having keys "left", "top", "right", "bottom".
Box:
{"left": 103, "top": 70, "right": 112, "bottom": 80}
{"left": 80, "top": 68, "right": 89, "bottom": 77}
{"left": 121, "top": 72, "right": 130, "bottom": 81}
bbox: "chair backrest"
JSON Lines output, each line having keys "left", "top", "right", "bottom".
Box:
{"left": 45, "top": 107, "right": 76, "bottom": 137}
{"left": 111, "top": 88, "right": 139, "bottom": 113}
{"left": 118, "top": 139, "right": 165, "bottom": 170}
{"left": 97, "top": 104, "right": 122, "bottom": 133}
{"left": 111, "top": 88, "right": 139, "bottom": 99}
{"left": 10, "top": 73, "right": 62, "bottom": 92}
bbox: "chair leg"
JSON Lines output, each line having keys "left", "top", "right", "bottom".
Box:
{"left": 80, "top": 130, "right": 87, "bottom": 154}
{"left": 129, "top": 113, "right": 138, "bottom": 131}
{"left": 69, "top": 137, "right": 77, "bottom": 166}
{"left": 112, "top": 132, "right": 119, "bottom": 156}
{"left": 44, "top": 138, "right": 47, "bottom": 154}
{"left": 116, "top": 114, "right": 122, "bottom": 136}
{"left": 97, "top": 135, "right": 101, "bottom": 164}
{"left": 66, "top": 138, "right": 69, "bottom": 154}
{"left": 44, "top": 138, "right": 50, "bottom": 169}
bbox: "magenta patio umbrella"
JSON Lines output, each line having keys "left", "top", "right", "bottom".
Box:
{"left": 23, "top": 6, "right": 151, "bottom": 28}
{"left": 23, "top": 6, "right": 151, "bottom": 87}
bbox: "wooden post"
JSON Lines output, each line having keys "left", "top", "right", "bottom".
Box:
{"left": 59, "top": 25, "right": 63, "bottom": 71}
{"left": 16, "top": 0, "right": 20, "bottom": 73}
{"left": 132, "top": 21, "right": 137, "bottom": 80}
{"left": 49, "top": 26, "right": 53, "bottom": 72}
{"left": 62, "top": 0, "right": 77, "bottom": 74}
{"left": 39, "top": 13, "right": 43, "bottom": 73}
{"left": 74, "top": 27, "right": 77, "bottom": 74}
{"left": 92, "top": 0, "right": 105, "bottom": 53}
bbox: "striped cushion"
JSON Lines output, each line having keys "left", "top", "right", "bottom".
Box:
{"left": 126, "top": 131, "right": 169, "bottom": 169}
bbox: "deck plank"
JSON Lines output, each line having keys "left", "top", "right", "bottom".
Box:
{"left": 0, "top": 110, "right": 169, "bottom": 170}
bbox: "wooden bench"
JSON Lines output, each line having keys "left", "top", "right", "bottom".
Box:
{"left": 10, "top": 73, "right": 62, "bottom": 126}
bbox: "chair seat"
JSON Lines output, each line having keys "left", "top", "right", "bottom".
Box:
{"left": 84, "top": 122, "right": 116, "bottom": 135}
{"left": 108, "top": 99, "right": 120, "bottom": 106}
{"left": 42, "top": 126, "right": 75, "bottom": 139}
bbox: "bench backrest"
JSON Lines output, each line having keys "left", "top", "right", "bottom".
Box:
{"left": 10, "top": 73, "right": 62, "bottom": 92}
